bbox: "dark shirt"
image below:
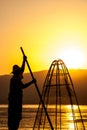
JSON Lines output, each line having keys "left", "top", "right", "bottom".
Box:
{"left": 8, "top": 75, "right": 24, "bottom": 119}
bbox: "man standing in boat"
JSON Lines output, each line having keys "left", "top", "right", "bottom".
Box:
{"left": 8, "top": 55, "right": 36, "bottom": 130}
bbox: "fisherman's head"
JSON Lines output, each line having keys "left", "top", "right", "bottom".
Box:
{"left": 12, "top": 65, "right": 23, "bottom": 79}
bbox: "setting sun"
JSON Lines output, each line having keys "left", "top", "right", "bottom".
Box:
{"left": 59, "top": 46, "right": 85, "bottom": 69}
{"left": 0, "top": 0, "right": 87, "bottom": 75}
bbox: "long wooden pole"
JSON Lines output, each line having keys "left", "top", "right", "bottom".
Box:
{"left": 20, "top": 47, "right": 54, "bottom": 130}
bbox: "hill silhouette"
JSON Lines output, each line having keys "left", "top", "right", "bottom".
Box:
{"left": 0, "top": 69, "right": 87, "bottom": 105}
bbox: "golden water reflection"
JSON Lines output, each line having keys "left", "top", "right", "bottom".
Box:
{"left": 44, "top": 105, "right": 85, "bottom": 130}
{"left": 0, "top": 105, "right": 86, "bottom": 130}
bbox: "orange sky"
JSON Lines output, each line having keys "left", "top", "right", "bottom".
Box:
{"left": 0, "top": 0, "right": 87, "bottom": 75}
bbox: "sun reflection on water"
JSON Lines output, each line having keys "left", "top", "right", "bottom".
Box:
{"left": 69, "top": 123, "right": 74, "bottom": 129}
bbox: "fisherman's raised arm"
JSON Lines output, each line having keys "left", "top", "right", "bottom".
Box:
{"left": 21, "top": 55, "right": 27, "bottom": 72}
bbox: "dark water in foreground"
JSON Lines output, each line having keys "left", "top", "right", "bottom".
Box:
{"left": 0, "top": 105, "right": 87, "bottom": 130}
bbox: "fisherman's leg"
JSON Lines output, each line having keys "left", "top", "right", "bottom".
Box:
{"left": 8, "top": 118, "right": 20, "bottom": 130}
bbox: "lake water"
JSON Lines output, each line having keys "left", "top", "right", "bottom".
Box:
{"left": 0, "top": 105, "right": 87, "bottom": 130}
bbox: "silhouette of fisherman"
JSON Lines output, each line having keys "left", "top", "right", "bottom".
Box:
{"left": 8, "top": 55, "right": 36, "bottom": 130}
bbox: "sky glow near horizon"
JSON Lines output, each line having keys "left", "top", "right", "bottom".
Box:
{"left": 0, "top": 0, "right": 87, "bottom": 75}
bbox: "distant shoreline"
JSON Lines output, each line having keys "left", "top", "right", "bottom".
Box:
{"left": 0, "top": 69, "right": 87, "bottom": 105}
